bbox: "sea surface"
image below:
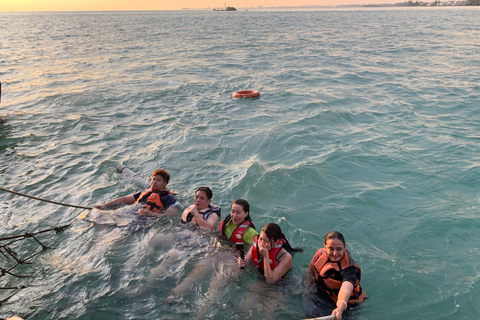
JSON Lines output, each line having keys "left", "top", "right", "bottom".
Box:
{"left": 1, "top": 7, "right": 480, "bottom": 320}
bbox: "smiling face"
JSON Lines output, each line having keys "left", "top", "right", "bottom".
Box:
{"left": 324, "top": 238, "right": 346, "bottom": 262}
{"left": 150, "top": 174, "right": 167, "bottom": 191}
{"left": 230, "top": 203, "right": 248, "bottom": 225}
{"left": 194, "top": 190, "right": 211, "bottom": 210}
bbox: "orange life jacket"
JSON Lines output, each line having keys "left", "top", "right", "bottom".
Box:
{"left": 311, "top": 248, "right": 366, "bottom": 304}
{"left": 135, "top": 188, "right": 175, "bottom": 213}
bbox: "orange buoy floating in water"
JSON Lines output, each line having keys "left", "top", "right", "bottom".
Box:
{"left": 232, "top": 90, "right": 260, "bottom": 99}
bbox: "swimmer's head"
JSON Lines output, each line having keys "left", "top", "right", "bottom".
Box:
{"left": 230, "top": 199, "right": 255, "bottom": 228}
{"left": 260, "top": 223, "right": 284, "bottom": 243}
{"left": 195, "top": 186, "right": 213, "bottom": 200}
{"left": 231, "top": 199, "right": 249, "bottom": 213}
{"left": 324, "top": 231, "right": 345, "bottom": 246}
{"left": 152, "top": 169, "right": 170, "bottom": 184}
{"left": 150, "top": 169, "right": 170, "bottom": 191}
{"left": 194, "top": 186, "right": 212, "bottom": 210}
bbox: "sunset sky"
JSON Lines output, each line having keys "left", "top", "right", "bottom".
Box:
{"left": 1, "top": 0, "right": 400, "bottom": 11}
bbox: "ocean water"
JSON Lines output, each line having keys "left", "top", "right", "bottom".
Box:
{"left": 1, "top": 6, "right": 480, "bottom": 320}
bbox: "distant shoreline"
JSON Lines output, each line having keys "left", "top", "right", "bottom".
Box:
{"left": 240, "top": 2, "right": 479, "bottom": 10}
{"left": 231, "top": 1, "right": 480, "bottom": 10}
{"left": 1, "top": 2, "right": 479, "bottom": 13}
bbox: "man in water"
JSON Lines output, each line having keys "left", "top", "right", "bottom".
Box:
{"left": 94, "top": 169, "right": 179, "bottom": 217}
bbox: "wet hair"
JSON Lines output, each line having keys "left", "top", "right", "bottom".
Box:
{"left": 260, "top": 223, "right": 303, "bottom": 253}
{"left": 195, "top": 186, "right": 213, "bottom": 200}
{"left": 231, "top": 199, "right": 255, "bottom": 230}
{"left": 324, "top": 231, "right": 346, "bottom": 246}
{"left": 152, "top": 169, "right": 170, "bottom": 184}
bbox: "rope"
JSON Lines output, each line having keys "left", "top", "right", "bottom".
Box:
{"left": 0, "top": 187, "right": 92, "bottom": 210}
{"left": 0, "top": 225, "right": 70, "bottom": 242}
{"left": 303, "top": 316, "right": 336, "bottom": 320}
{"left": 1, "top": 225, "right": 70, "bottom": 280}
{"left": 0, "top": 223, "right": 70, "bottom": 307}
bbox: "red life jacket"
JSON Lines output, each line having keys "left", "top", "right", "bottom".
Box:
{"left": 218, "top": 215, "right": 252, "bottom": 244}
{"left": 135, "top": 188, "right": 175, "bottom": 213}
{"left": 251, "top": 235, "right": 286, "bottom": 273}
{"left": 311, "top": 248, "right": 366, "bottom": 304}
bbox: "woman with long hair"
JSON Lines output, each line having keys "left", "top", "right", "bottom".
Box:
{"left": 238, "top": 222, "right": 303, "bottom": 283}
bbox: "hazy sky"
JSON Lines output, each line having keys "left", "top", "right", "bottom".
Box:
{"left": 1, "top": 0, "right": 401, "bottom": 11}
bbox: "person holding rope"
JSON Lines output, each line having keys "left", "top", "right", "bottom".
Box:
{"left": 94, "top": 169, "right": 178, "bottom": 217}
{"left": 305, "top": 231, "right": 366, "bottom": 320}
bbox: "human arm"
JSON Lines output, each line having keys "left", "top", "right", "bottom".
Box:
{"left": 194, "top": 208, "right": 219, "bottom": 230}
{"left": 164, "top": 205, "right": 178, "bottom": 217}
{"left": 93, "top": 194, "right": 137, "bottom": 209}
{"left": 303, "top": 250, "right": 321, "bottom": 303}
{"left": 303, "top": 267, "right": 316, "bottom": 292}
{"left": 181, "top": 205, "right": 194, "bottom": 222}
{"left": 305, "top": 250, "right": 319, "bottom": 288}
{"left": 303, "top": 267, "right": 317, "bottom": 306}
{"left": 331, "top": 281, "right": 354, "bottom": 320}
{"left": 183, "top": 206, "right": 218, "bottom": 230}
{"left": 261, "top": 246, "right": 292, "bottom": 283}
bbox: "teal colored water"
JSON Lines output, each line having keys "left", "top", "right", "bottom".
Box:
{"left": 1, "top": 7, "right": 480, "bottom": 320}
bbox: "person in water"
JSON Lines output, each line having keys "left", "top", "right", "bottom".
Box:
{"left": 168, "top": 199, "right": 256, "bottom": 305}
{"left": 93, "top": 169, "right": 178, "bottom": 217}
{"left": 219, "top": 198, "right": 257, "bottom": 245}
{"left": 306, "top": 231, "right": 366, "bottom": 320}
{"left": 238, "top": 222, "right": 303, "bottom": 283}
{"left": 180, "top": 186, "right": 220, "bottom": 229}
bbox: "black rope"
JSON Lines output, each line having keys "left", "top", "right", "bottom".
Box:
{"left": 0, "top": 285, "right": 27, "bottom": 307}
{"left": 0, "top": 187, "right": 92, "bottom": 210}
{"left": 0, "top": 267, "right": 29, "bottom": 278}
{"left": 0, "top": 220, "right": 70, "bottom": 307}
{"left": 0, "top": 225, "right": 71, "bottom": 242}
{"left": 0, "top": 224, "right": 70, "bottom": 278}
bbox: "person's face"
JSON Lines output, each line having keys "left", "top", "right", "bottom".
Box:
{"left": 324, "top": 238, "right": 346, "bottom": 262}
{"left": 151, "top": 175, "right": 167, "bottom": 191}
{"left": 194, "top": 190, "right": 211, "bottom": 210}
{"left": 230, "top": 203, "right": 248, "bottom": 225}
{"left": 258, "top": 231, "right": 274, "bottom": 251}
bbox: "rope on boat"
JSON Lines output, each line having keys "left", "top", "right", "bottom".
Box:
{"left": 0, "top": 187, "right": 92, "bottom": 210}
{"left": 0, "top": 224, "right": 70, "bottom": 306}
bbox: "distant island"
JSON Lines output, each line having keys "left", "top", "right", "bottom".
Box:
{"left": 213, "top": 3, "right": 237, "bottom": 11}
{"left": 213, "top": 6, "right": 237, "bottom": 11}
